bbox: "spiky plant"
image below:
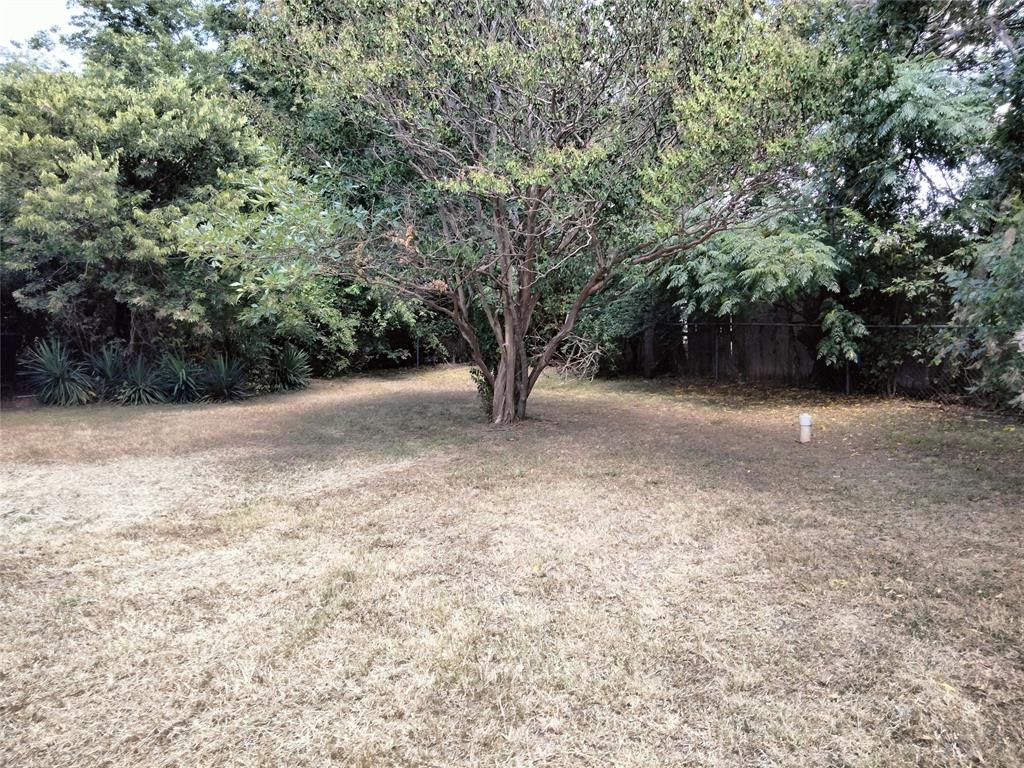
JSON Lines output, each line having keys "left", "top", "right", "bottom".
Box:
{"left": 87, "top": 344, "right": 126, "bottom": 401}
{"left": 116, "top": 358, "right": 166, "bottom": 405}
{"left": 276, "top": 345, "right": 312, "bottom": 390}
{"left": 201, "top": 354, "right": 251, "bottom": 401}
{"left": 20, "top": 339, "right": 94, "bottom": 406}
{"left": 159, "top": 352, "right": 202, "bottom": 403}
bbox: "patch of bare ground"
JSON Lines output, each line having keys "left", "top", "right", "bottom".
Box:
{"left": 1, "top": 365, "right": 1022, "bottom": 767}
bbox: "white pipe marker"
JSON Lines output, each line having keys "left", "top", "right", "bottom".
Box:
{"left": 799, "top": 413, "right": 813, "bottom": 443}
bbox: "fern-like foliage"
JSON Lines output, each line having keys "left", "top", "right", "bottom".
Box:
{"left": 664, "top": 216, "right": 841, "bottom": 318}
{"left": 817, "top": 300, "right": 869, "bottom": 367}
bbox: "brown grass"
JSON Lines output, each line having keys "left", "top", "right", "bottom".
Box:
{"left": 1, "top": 365, "right": 1022, "bottom": 767}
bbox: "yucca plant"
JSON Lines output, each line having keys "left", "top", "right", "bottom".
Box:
{"left": 275, "top": 345, "right": 312, "bottom": 390}
{"left": 159, "top": 352, "right": 202, "bottom": 403}
{"left": 20, "top": 339, "right": 94, "bottom": 406}
{"left": 201, "top": 354, "right": 251, "bottom": 401}
{"left": 116, "top": 358, "right": 166, "bottom": 405}
{"left": 87, "top": 343, "right": 126, "bottom": 401}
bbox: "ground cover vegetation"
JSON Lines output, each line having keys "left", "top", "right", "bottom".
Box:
{"left": 2, "top": 368, "right": 1022, "bottom": 766}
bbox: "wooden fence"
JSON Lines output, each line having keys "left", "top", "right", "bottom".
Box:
{"left": 618, "top": 319, "right": 958, "bottom": 396}
{"left": 680, "top": 322, "right": 817, "bottom": 383}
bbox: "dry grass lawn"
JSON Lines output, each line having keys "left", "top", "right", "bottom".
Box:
{"left": 1, "top": 365, "right": 1022, "bottom": 767}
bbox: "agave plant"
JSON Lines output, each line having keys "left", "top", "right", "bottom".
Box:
{"left": 201, "top": 354, "right": 251, "bottom": 401}
{"left": 20, "top": 339, "right": 94, "bottom": 406}
{"left": 116, "top": 358, "right": 166, "bottom": 405}
{"left": 275, "top": 345, "right": 312, "bottom": 390}
{"left": 159, "top": 352, "right": 202, "bottom": 403}
{"left": 87, "top": 343, "right": 126, "bottom": 401}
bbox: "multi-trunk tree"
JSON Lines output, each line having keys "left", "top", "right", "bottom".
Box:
{"left": 243, "top": 0, "right": 833, "bottom": 422}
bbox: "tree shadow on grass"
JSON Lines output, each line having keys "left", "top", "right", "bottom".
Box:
{"left": 5, "top": 366, "right": 1020, "bottom": 527}
{"left": 234, "top": 371, "right": 1024, "bottom": 512}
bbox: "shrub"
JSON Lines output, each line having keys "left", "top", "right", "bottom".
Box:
{"left": 159, "top": 352, "right": 202, "bottom": 403}
{"left": 201, "top": 354, "right": 251, "bottom": 401}
{"left": 275, "top": 345, "right": 312, "bottom": 390}
{"left": 469, "top": 367, "right": 493, "bottom": 416}
{"left": 21, "top": 339, "right": 94, "bottom": 405}
{"left": 116, "top": 358, "right": 167, "bottom": 405}
{"left": 87, "top": 343, "right": 127, "bottom": 401}
{"left": 947, "top": 199, "right": 1024, "bottom": 411}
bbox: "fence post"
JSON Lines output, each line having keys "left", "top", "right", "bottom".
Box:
{"left": 845, "top": 360, "right": 851, "bottom": 395}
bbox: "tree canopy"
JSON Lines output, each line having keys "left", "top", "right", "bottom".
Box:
{"left": 2, "top": 0, "right": 1021, "bottom": 413}
{"left": 229, "top": 0, "right": 835, "bottom": 421}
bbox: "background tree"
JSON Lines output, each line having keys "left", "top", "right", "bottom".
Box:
{"left": 1, "top": 0, "right": 440, "bottom": 385}
{"left": 0, "top": 60, "right": 254, "bottom": 349}
{"left": 947, "top": 197, "right": 1024, "bottom": 409}
{"left": 584, "top": 0, "right": 1020, "bottom": 405}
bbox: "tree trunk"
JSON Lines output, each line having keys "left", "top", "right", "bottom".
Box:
{"left": 641, "top": 309, "right": 657, "bottom": 378}
{"left": 448, "top": 267, "right": 609, "bottom": 425}
{"left": 490, "top": 338, "right": 529, "bottom": 424}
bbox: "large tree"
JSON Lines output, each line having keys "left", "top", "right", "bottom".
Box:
{"left": 241, "top": 0, "right": 833, "bottom": 422}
